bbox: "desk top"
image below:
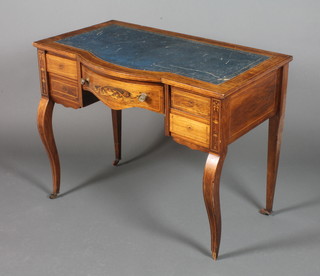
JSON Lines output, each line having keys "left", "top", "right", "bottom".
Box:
{"left": 34, "top": 20, "right": 292, "bottom": 97}
{"left": 56, "top": 24, "right": 269, "bottom": 85}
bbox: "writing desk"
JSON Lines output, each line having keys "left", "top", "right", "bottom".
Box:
{"left": 33, "top": 20, "right": 292, "bottom": 260}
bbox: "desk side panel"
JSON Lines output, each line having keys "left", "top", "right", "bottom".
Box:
{"left": 228, "top": 70, "right": 278, "bottom": 143}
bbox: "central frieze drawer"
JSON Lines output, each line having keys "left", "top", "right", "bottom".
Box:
{"left": 81, "top": 66, "right": 164, "bottom": 113}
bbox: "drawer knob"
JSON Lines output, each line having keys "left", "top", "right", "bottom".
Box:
{"left": 80, "top": 78, "right": 90, "bottom": 85}
{"left": 138, "top": 93, "right": 148, "bottom": 102}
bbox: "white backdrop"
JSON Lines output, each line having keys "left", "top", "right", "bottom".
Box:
{"left": 0, "top": 1, "right": 319, "bottom": 275}
{"left": 0, "top": 0, "right": 319, "bottom": 159}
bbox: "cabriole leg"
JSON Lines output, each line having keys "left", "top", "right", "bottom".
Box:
{"left": 203, "top": 152, "right": 227, "bottom": 260}
{"left": 37, "top": 97, "right": 60, "bottom": 199}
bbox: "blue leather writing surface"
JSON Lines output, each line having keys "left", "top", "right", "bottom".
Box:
{"left": 57, "top": 24, "right": 269, "bottom": 85}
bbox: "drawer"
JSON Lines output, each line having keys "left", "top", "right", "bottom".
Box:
{"left": 171, "top": 87, "right": 211, "bottom": 118}
{"left": 46, "top": 54, "right": 78, "bottom": 80}
{"left": 48, "top": 73, "right": 80, "bottom": 108}
{"left": 82, "top": 66, "right": 164, "bottom": 113}
{"left": 170, "top": 113, "right": 210, "bottom": 147}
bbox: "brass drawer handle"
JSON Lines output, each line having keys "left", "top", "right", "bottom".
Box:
{"left": 80, "top": 78, "right": 90, "bottom": 85}
{"left": 138, "top": 93, "right": 147, "bottom": 102}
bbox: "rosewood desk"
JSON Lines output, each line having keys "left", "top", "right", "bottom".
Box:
{"left": 33, "top": 20, "right": 292, "bottom": 260}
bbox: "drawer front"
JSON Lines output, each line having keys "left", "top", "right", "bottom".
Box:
{"left": 46, "top": 54, "right": 78, "bottom": 80}
{"left": 48, "top": 73, "right": 80, "bottom": 108}
{"left": 170, "top": 113, "right": 210, "bottom": 147}
{"left": 171, "top": 88, "right": 211, "bottom": 118}
{"left": 82, "top": 66, "right": 164, "bottom": 113}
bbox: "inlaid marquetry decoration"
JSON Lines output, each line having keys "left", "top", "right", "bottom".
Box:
{"left": 212, "top": 100, "right": 220, "bottom": 112}
{"left": 211, "top": 99, "right": 221, "bottom": 152}
{"left": 93, "top": 85, "right": 140, "bottom": 103}
{"left": 37, "top": 50, "right": 48, "bottom": 96}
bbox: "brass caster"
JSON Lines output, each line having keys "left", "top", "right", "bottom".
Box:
{"left": 212, "top": 252, "right": 218, "bottom": 260}
{"left": 259, "top": 208, "right": 273, "bottom": 216}
{"left": 113, "top": 159, "right": 120, "bottom": 166}
{"left": 49, "top": 193, "right": 59, "bottom": 199}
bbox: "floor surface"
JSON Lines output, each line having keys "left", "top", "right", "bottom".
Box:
{"left": 1, "top": 108, "right": 319, "bottom": 276}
